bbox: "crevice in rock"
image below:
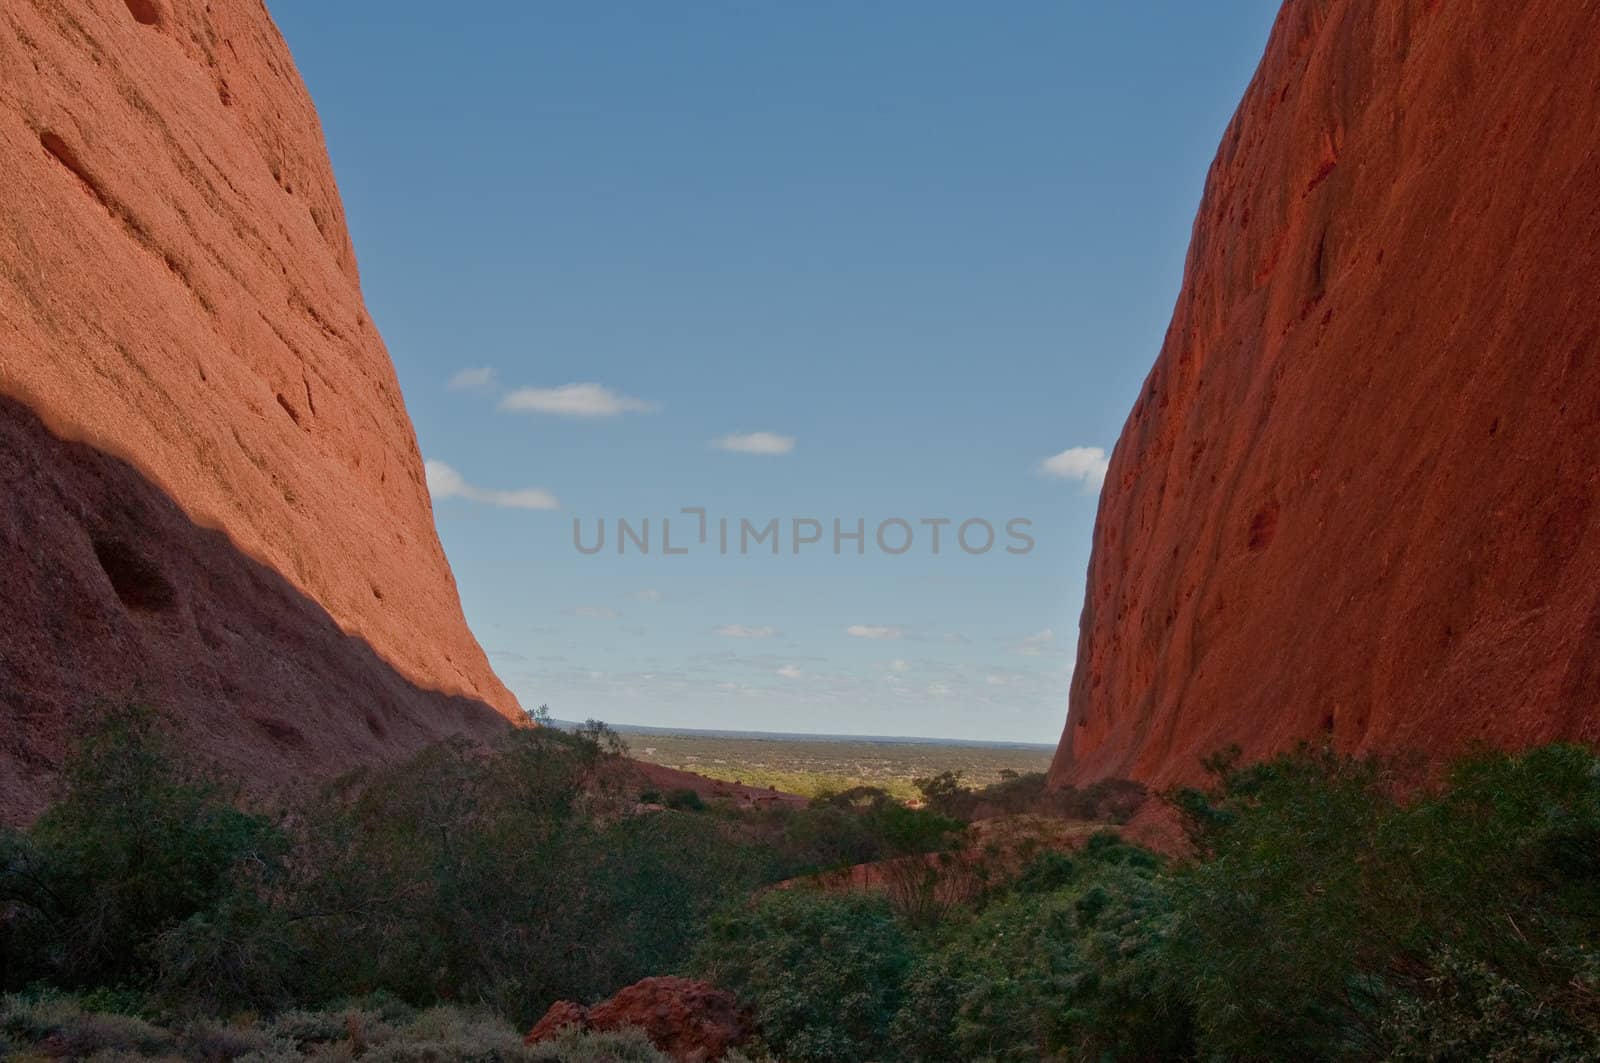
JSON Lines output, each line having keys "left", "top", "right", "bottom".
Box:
{"left": 92, "top": 537, "right": 177, "bottom": 612}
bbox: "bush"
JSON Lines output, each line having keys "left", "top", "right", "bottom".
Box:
{"left": 0, "top": 991, "right": 176, "bottom": 1057}
{"left": 10, "top": 700, "right": 1597, "bottom": 1062}
{"left": 663, "top": 787, "right": 706, "bottom": 812}
{"left": 0, "top": 995, "right": 675, "bottom": 1062}
{"left": 0, "top": 702, "right": 286, "bottom": 1000}
{"left": 752, "top": 799, "right": 963, "bottom": 883}
{"left": 524, "top": 1024, "right": 674, "bottom": 1063}
{"left": 1168, "top": 743, "right": 1600, "bottom": 1061}
{"left": 694, "top": 889, "right": 912, "bottom": 1063}
{"left": 892, "top": 840, "right": 1183, "bottom": 1062}
{"left": 289, "top": 728, "right": 759, "bottom": 1022}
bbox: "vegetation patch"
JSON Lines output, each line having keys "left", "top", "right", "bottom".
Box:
{"left": 3, "top": 705, "right": 1595, "bottom": 1061}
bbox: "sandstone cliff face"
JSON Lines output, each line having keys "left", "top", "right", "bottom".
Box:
{"left": 0, "top": 0, "right": 520, "bottom": 819}
{"left": 1053, "top": 0, "right": 1600, "bottom": 787}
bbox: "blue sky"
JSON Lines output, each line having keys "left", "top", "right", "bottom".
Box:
{"left": 271, "top": 2, "right": 1279, "bottom": 743}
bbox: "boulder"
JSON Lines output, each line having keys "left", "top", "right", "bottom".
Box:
{"left": 526, "top": 977, "right": 750, "bottom": 1062}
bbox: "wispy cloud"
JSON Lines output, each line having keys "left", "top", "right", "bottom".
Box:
{"left": 631, "top": 588, "right": 663, "bottom": 603}
{"left": 447, "top": 367, "right": 496, "bottom": 391}
{"left": 712, "top": 431, "right": 795, "bottom": 456}
{"left": 776, "top": 664, "right": 803, "bottom": 679}
{"left": 500, "top": 382, "right": 656, "bottom": 418}
{"left": 424, "top": 460, "right": 559, "bottom": 510}
{"left": 888, "top": 658, "right": 911, "bottom": 673}
{"left": 568, "top": 605, "right": 621, "bottom": 620}
{"left": 715, "top": 624, "right": 780, "bottom": 639}
{"left": 847, "top": 624, "right": 906, "bottom": 641}
{"left": 1040, "top": 445, "right": 1110, "bottom": 490}
{"left": 1015, "top": 627, "right": 1057, "bottom": 656}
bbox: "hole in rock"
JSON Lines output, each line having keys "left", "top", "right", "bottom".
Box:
{"left": 1247, "top": 501, "right": 1280, "bottom": 552}
{"left": 93, "top": 538, "right": 176, "bottom": 612}
{"left": 254, "top": 717, "right": 306, "bottom": 748}
{"left": 124, "top": 0, "right": 162, "bottom": 25}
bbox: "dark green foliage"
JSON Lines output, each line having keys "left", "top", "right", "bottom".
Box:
{"left": 695, "top": 743, "right": 1600, "bottom": 1062}
{"left": 0, "top": 711, "right": 769, "bottom": 1024}
{"left": 911, "top": 770, "right": 966, "bottom": 814}
{"left": 693, "top": 889, "right": 912, "bottom": 1063}
{"left": 749, "top": 797, "right": 962, "bottom": 882}
{"left": 892, "top": 838, "right": 1184, "bottom": 1062}
{"left": 0, "top": 703, "right": 287, "bottom": 1003}
{"left": 915, "top": 769, "right": 1147, "bottom": 823}
{"left": 8, "top": 702, "right": 1597, "bottom": 1063}
{"left": 1168, "top": 743, "right": 1600, "bottom": 1061}
{"left": 289, "top": 728, "right": 761, "bottom": 1022}
{"left": 663, "top": 787, "right": 706, "bottom": 811}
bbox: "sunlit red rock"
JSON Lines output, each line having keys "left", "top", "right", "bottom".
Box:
{"left": 0, "top": 0, "right": 520, "bottom": 819}
{"left": 1052, "top": 0, "right": 1600, "bottom": 788}
{"left": 526, "top": 977, "right": 750, "bottom": 1062}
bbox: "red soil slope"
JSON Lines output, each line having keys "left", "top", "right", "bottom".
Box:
{"left": 0, "top": 0, "right": 520, "bottom": 819}
{"left": 1052, "top": 0, "right": 1600, "bottom": 788}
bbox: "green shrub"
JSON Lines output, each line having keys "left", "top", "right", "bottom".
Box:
{"left": 694, "top": 889, "right": 912, "bottom": 1063}
{"left": 915, "top": 771, "right": 1146, "bottom": 823}
{"left": 752, "top": 799, "right": 963, "bottom": 882}
{"left": 892, "top": 841, "right": 1183, "bottom": 1062}
{"left": 663, "top": 787, "right": 706, "bottom": 812}
{"left": 287, "top": 727, "right": 765, "bottom": 1022}
{"left": 523, "top": 1024, "right": 673, "bottom": 1062}
{"left": 0, "top": 991, "right": 176, "bottom": 1057}
{"left": 0, "top": 702, "right": 286, "bottom": 998}
{"left": 1168, "top": 743, "right": 1600, "bottom": 1061}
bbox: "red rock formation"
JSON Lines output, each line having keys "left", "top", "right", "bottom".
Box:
{"left": 0, "top": 0, "right": 520, "bottom": 819}
{"left": 526, "top": 977, "right": 750, "bottom": 1062}
{"left": 1052, "top": 0, "right": 1600, "bottom": 788}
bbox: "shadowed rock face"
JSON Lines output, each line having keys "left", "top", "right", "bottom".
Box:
{"left": 0, "top": 0, "right": 520, "bottom": 818}
{"left": 1052, "top": 0, "right": 1600, "bottom": 788}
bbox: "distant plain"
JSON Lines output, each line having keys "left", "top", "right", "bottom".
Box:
{"left": 576, "top": 722, "right": 1056, "bottom": 799}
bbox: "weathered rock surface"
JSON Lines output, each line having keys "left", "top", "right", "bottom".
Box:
{"left": 526, "top": 977, "right": 750, "bottom": 1063}
{"left": 1053, "top": 0, "right": 1600, "bottom": 788}
{"left": 0, "top": 0, "right": 520, "bottom": 819}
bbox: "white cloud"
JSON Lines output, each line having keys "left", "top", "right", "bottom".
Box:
{"left": 424, "top": 460, "right": 560, "bottom": 510}
{"left": 499, "top": 382, "right": 656, "bottom": 418}
{"left": 776, "top": 664, "right": 803, "bottom": 679}
{"left": 1016, "top": 627, "right": 1057, "bottom": 656}
{"left": 1040, "top": 445, "right": 1110, "bottom": 489}
{"left": 569, "top": 606, "right": 621, "bottom": 620}
{"left": 632, "top": 588, "right": 663, "bottom": 603}
{"left": 447, "top": 367, "right": 496, "bottom": 391}
{"left": 888, "top": 658, "right": 911, "bottom": 673}
{"left": 846, "top": 624, "right": 906, "bottom": 641}
{"left": 712, "top": 431, "right": 795, "bottom": 456}
{"left": 715, "top": 624, "right": 779, "bottom": 639}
